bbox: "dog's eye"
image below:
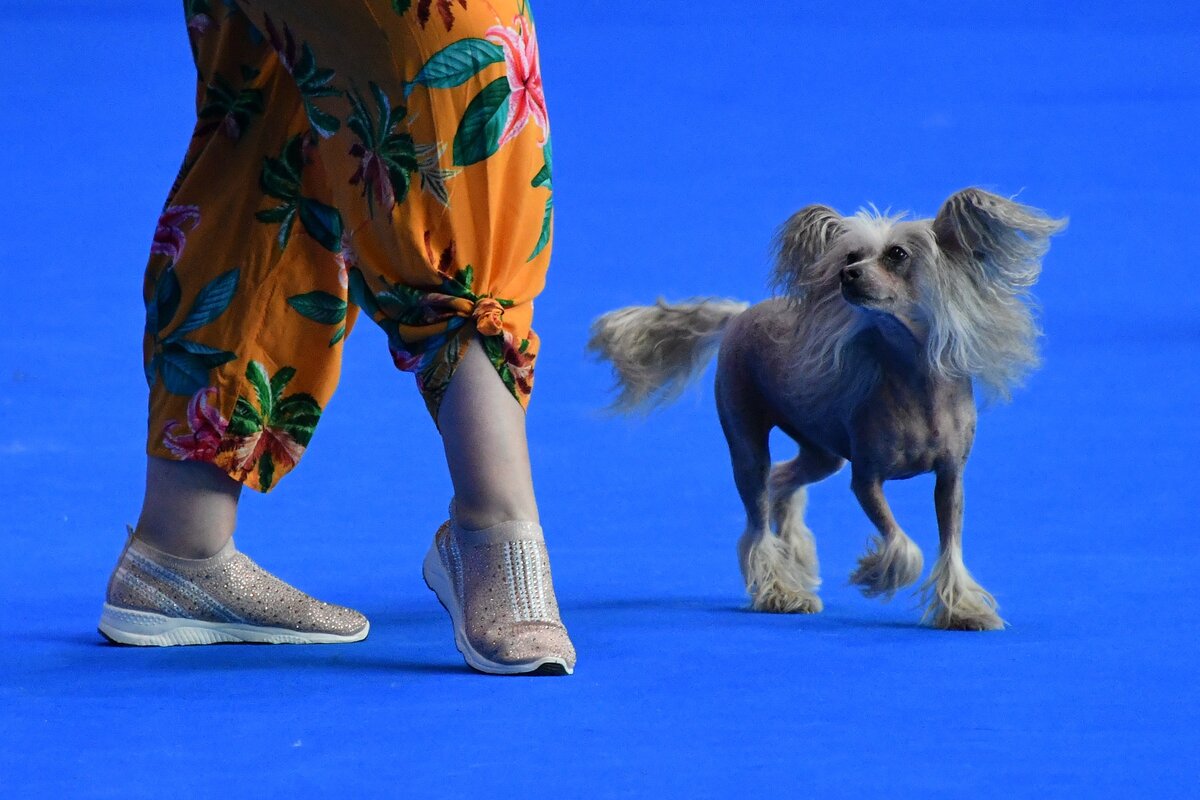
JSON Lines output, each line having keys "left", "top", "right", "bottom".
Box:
{"left": 885, "top": 246, "right": 909, "bottom": 263}
{"left": 845, "top": 251, "right": 862, "bottom": 266}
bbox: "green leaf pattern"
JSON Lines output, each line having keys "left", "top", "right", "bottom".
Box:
{"left": 257, "top": 134, "right": 345, "bottom": 252}
{"left": 291, "top": 43, "right": 342, "bottom": 137}
{"left": 288, "top": 290, "right": 351, "bottom": 347}
{"left": 288, "top": 291, "right": 349, "bottom": 325}
{"left": 404, "top": 38, "right": 504, "bottom": 98}
{"left": 196, "top": 71, "right": 264, "bottom": 140}
{"left": 145, "top": 266, "right": 240, "bottom": 396}
{"left": 262, "top": 16, "right": 342, "bottom": 138}
{"left": 157, "top": 5, "right": 552, "bottom": 485}
{"left": 528, "top": 136, "right": 553, "bottom": 261}
{"left": 347, "top": 83, "right": 420, "bottom": 215}
{"left": 226, "top": 361, "right": 323, "bottom": 491}
{"left": 452, "top": 77, "right": 511, "bottom": 167}
{"left": 351, "top": 262, "right": 533, "bottom": 408}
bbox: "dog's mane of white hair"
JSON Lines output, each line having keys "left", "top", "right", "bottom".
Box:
{"left": 921, "top": 191, "right": 1064, "bottom": 400}
{"left": 772, "top": 199, "right": 1063, "bottom": 402}
{"left": 767, "top": 209, "right": 897, "bottom": 406}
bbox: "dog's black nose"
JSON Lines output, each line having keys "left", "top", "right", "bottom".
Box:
{"left": 841, "top": 267, "right": 862, "bottom": 284}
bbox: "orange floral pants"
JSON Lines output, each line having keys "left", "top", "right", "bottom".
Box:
{"left": 144, "top": 0, "right": 553, "bottom": 491}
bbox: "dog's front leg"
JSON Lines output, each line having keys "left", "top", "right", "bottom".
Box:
{"left": 724, "top": 431, "right": 823, "bottom": 614}
{"left": 921, "top": 468, "right": 1005, "bottom": 631}
{"left": 848, "top": 474, "right": 924, "bottom": 599}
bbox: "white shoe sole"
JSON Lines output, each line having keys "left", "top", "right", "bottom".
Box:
{"left": 97, "top": 604, "right": 369, "bottom": 646}
{"left": 422, "top": 543, "right": 572, "bottom": 675}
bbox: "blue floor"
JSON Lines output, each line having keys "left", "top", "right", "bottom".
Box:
{"left": 2, "top": 2, "right": 1198, "bottom": 797}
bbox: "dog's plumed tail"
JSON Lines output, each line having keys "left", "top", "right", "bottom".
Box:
{"left": 588, "top": 298, "right": 750, "bottom": 412}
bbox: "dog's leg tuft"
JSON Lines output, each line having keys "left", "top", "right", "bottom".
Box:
{"left": 739, "top": 526, "right": 823, "bottom": 614}
{"left": 850, "top": 531, "right": 924, "bottom": 598}
{"left": 921, "top": 555, "right": 1004, "bottom": 631}
{"left": 766, "top": 457, "right": 824, "bottom": 594}
{"left": 924, "top": 468, "right": 1006, "bottom": 630}
{"left": 719, "top": 385, "right": 824, "bottom": 614}
{"left": 848, "top": 474, "right": 926, "bottom": 604}
{"left": 740, "top": 450, "right": 843, "bottom": 613}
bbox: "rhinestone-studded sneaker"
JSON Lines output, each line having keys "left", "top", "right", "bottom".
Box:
{"left": 423, "top": 518, "right": 576, "bottom": 675}
{"left": 98, "top": 528, "right": 369, "bottom": 646}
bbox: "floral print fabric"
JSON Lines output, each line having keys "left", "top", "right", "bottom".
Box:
{"left": 145, "top": 0, "right": 552, "bottom": 491}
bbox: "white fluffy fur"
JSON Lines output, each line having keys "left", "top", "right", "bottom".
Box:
{"left": 737, "top": 466, "right": 825, "bottom": 613}
{"left": 849, "top": 532, "right": 924, "bottom": 599}
{"left": 772, "top": 197, "right": 1066, "bottom": 402}
{"left": 769, "top": 211, "right": 878, "bottom": 406}
{"left": 921, "top": 554, "right": 1005, "bottom": 631}
{"left": 922, "top": 189, "right": 1065, "bottom": 399}
{"left": 587, "top": 298, "right": 750, "bottom": 411}
{"left": 739, "top": 531, "right": 823, "bottom": 614}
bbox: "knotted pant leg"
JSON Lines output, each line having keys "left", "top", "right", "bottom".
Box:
{"left": 144, "top": 0, "right": 553, "bottom": 492}
{"left": 233, "top": 0, "right": 554, "bottom": 416}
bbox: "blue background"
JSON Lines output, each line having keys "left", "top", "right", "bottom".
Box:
{"left": 1, "top": 1, "right": 1197, "bottom": 797}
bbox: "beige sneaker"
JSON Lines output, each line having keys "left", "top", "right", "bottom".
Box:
{"left": 98, "top": 528, "right": 369, "bottom": 646}
{"left": 423, "top": 518, "right": 576, "bottom": 675}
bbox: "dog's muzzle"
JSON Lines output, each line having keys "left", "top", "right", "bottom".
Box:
{"left": 840, "top": 268, "right": 885, "bottom": 306}
{"left": 840, "top": 267, "right": 867, "bottom": 302}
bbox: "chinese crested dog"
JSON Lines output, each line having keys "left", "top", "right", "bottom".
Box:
{"left": 588, "top": 189, "right": 1065, "bottom": 630}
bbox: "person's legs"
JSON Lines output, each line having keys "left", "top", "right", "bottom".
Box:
{"left": 103, "top": 452, "right": 368, "bottom": 646}
{"left": 107, "top": 0, "right": 569, "bottom": 661}
{"left": 101, "top": 5, "right": 369, "bottom": 646}
{"left": 104, "top": 454, "right": 368, "bottom": 647}
{"left": 420, "top": 335, "right": 576, "bottom": 675}
{"left": 133, "top": 458, "right": 241, "bottom": 559}
{"left": 135, "top": 327, "right": 535, "bottom": 559}
{"left": 132, "top": 329, "right": 541, "bottom": 559}
{"left": 438, "top": 337, "right": 540, "bottom": 531}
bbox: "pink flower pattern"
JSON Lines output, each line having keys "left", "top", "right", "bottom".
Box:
{"left": 498, "top": 330, "right": 533, "bottom": 395}
{"left": 335, "top": 231, "right": 358, "bottom": 288}
{"left": 161, "top": 387, "right": 228, "bottom": 462}
{"left": 187, "top": 15, "right": 215, "bottom": 35}
{"left": 390, "top": 347, "right": 424, "bottom": 373}
{"left": 226, "top": 425, "right": 306, "bottom": 480}
{"left": 349, "top": 145, "right": 397, "bottom": 210}
{"left": 151, "top": 205, "right": 201, "bottom": 262}
{"left": 486, "top": 17, "right": 548, "bottom": 149}
{"left": 152, "top": 5, "right": 550, "bottom": 483}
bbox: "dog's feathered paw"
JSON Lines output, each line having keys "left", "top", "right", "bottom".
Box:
{"left": 750, "top": 584, "right": 824, "bottom": 614}
{"left": 929, "top": 605, "right": 1006, "bottom": 631}
{"left": 921, "top": 564, "right": 1006, "bottom": 631}
{"left": 849, "top": 533, "right": 924, "bottom": 599}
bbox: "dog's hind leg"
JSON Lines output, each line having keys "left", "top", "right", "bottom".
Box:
{"left": 766, "top": 448, "right": 845, "bottom": 603}
{"left": 921, "top": 468, "right": 1005, "bottom": 631}
{"left": 848, "top": 473, "right": 925, "bottom": 599}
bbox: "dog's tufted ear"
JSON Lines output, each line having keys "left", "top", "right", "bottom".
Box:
{"left": 771, "top": 205, "right": 846, "bottom": 296}
{"left": 933, "top": 188, "right": 1067, "bottom": 290}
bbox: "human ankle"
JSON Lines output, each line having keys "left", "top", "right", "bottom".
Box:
{"left": 132, "top": 521, "right": 232, "bottom": 560}
{"left": 450, "top": 501, "right": 539, "bottom": 532}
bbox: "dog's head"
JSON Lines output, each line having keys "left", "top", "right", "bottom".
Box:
{"left": 835, "top": 214, "right": 931, "bottom": 320}
{"left": 773, "top": 188, "right": 1067, "bottom": 399}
